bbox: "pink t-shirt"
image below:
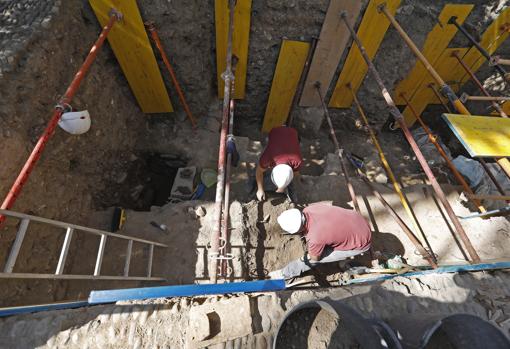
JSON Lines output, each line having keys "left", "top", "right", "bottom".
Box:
{"left": 259, "top": 126, "right": 302, "bottom": 171}
{"left": 303, "top": 204, "right": 372, "bottom": 257}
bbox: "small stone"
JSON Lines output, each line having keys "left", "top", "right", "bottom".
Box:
{"left": 41, "top": 18, "right": 51, "bottom": 29}
{"left": 116, "top": 172, "right": 128, "bottom": 184}
{"left": 374, "top": 173, "right": 388, "bottom": 184}
{"left": 195, "top": 206, "right": 206, "bottom": 217}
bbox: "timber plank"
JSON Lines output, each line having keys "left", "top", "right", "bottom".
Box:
{"left": 299, "top": 0, "right": 362, "bottom": 107}
{"left": 262, "top": 40, "right": 310, "bottom": 133}
{"left": 88, "top": 0, "right": 173, "bottom": 113}
{"left": 215, "top": 0, "right": 252, "bottom": 99}
{"left": 329, "top": 0, "right": 401, "bottom": 108}
{"left": 393, "top": 4, "right": 473, "bottom": 105}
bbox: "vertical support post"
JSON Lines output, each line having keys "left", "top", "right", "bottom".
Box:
{"left": 55, "top": 227, "right": 74, "bottom": 275}
{"left": 210, "top": 0, "right": 236, "bottom": 284}
{"left": 315, "top": 82, "right": 360, "bottom": 213}
{"left": 147, "top": 244, "right": 154, "bottom": 278}
{"left": 341, "top": 11, "right": 481, "bottom": 263}
{"left": 0, "top": 12, "right": 120, "bottom": 225}
{"left": 94, "top": 234, "right": 107, "bottom": 276}
{"left": 124, "top": 240, "right": 133, "bottom": 277}
{"left": 4, "top": 218, "right": 30, "bottom": 273}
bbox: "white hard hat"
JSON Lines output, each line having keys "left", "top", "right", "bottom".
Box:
{"left": 277, "top": 208, "right": 303, "bottom": 234}
{"left": 271, "top": 164, "right": 294, "bottom": 191}
{"left": 58, "top": 110, "right": 91, "bottom": 135}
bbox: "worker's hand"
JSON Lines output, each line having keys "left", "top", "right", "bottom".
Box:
{"left": 256, "top": 189, "right": 266, "bottom": 201}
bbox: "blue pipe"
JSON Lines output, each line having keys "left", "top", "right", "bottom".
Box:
{"left": 88, "top": 279, "right": 286, "bottom": 304}
{"left": 0, "top": 301, "right": 88, "bottom": 317}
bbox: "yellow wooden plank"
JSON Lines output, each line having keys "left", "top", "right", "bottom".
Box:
{"left": 299, "top": 0, "right": 363, "bottom": 107}
{"left": 328, "top": 0, "right": 401, "bottom": 108}
{"left": 393, "top": 4, "right": 473, "bottom": 105}
{"left": 215, "top": 0, "right": 252, "bottom": 99}
{"left": 401, "top": 48, "right": 468, "bottom": 125}
{"left": 458, "top": 7, "right": 510, "bottom": 84}
{"left": 442, "top": 113, "right": 510, "bottom": 157}
{"left": 262, "top": 40, "right": 310, "bottom": 133}
{"left": 88, "top": 0, "right": 173, "bottom": 113}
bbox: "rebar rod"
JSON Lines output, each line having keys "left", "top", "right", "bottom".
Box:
{"left": 448, "top": 16, "right": 508, "bottom": 82}
{"left": 452, "top": 50, "right": 508, "bottom": 118}
{"left": 428, "top": 83, "right": 452, "bottom": 113}
{"left": 288, "top": 38, "right": 318, "bottom": 127}
{"left": 0, "top": 12, "right": 120, "bottom": 225}
{"left": 379, "top": 4, "right": 510, "bottom": 184}
{"left": 349, "top": 86, "right": 437, "bottom": 266}
{"left": 341, "top": 11, "right": 480, "bottom": 263}
{"left": 358, "top": 174, "right": 438, "bottom": 268}
{"left": 315, "top": 82, "right": 360, "bottom": 213}
{"left": 400, "top": 92, "right": 486, "bottom": 213}
{"left": 146, "top": 22, "right": 198, "bottom": 128}
{"left": 210, "top": 0, "right": 236, "bottom": 283}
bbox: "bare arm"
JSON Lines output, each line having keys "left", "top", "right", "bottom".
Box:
{"left": 256, "top": 164, "right": 266, "bottom": 201}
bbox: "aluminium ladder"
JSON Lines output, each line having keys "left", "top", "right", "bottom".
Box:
{"left": 0, "top": 209, "right": 167, "bottom": 281}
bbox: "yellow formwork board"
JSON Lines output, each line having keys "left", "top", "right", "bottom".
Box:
{"left": 329, "top": 0, "right": 401, "bottom": 108}
{"left": 442, "top": 113, "right": 510, "bottom": 157}
{"left": 88, "top": 0, "right": 173, "bottom": 113}
{"left": 215, "top": 0, "right": 252, "bottom": 99}
{"left": 393, "top": 4, "right": 473, "bottom": 105}
{"left": 401, "top": 48, "right": 468, "bottom": 125}
{"left": 262, "top": 40, "right": 310, "bottom": 133}
{"left": 459, "top": 7, "right": 510, "bottom": 84}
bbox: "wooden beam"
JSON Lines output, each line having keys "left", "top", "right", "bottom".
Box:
{"left": 262, "top": 40, "right": 310, "bottom": 133}
{"left": 88, "top": 0, "right": 173, "bottom": 113}
{"left": 299, "top": 0, "right": 362, "bottom": 107}
{"left": 393, "top": 4, "right": 474, "bottom": 105}
{"left": 329, "top": 0, "right": 401, "bottom": 108}
{"left": 215, "top": 0, "right": 252, "bottom": 99}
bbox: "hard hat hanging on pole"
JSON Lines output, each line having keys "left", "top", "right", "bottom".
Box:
{"left": 58, "top": 110, "right": 91, "bottom": 135}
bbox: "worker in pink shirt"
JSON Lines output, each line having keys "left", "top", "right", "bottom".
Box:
{"left": 269, "top": 203, "right": 372, "bottom": 280}
{"left": 255, "top": 126, "right": 302, "bottom": 202}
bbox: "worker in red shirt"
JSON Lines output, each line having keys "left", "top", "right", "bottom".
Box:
{"left": 268, "top": 203, "right": 372, "bottom": 280}
{"left": 256, "top": 126, "right": 303, "bottom": 201}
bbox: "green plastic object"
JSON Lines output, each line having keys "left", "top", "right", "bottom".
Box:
{"left": 201, "top": 169, "right": 217, "bottom": 188}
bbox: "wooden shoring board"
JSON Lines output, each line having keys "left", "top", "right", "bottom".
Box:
{"left": 299, "top": 0, "right": 363, "bottom": 107}
{"left": 262, "top": 40, "right": 310, "bottom": 133}
{"left": 441, "top": 113, "right": 510, "bottom": 157}
{"left": 392, "top": 4, "right": 473, "bottom": 105}
{"left": 458, "top": 7, "right": 510, "bottom": 85}
{"left": 401, "top": 48, "right": 468, "bottom": 125}
{"left": 328, "top": 0, "right": 401, "bottom": 108}
{"left": 88, "top": 0, "right": 173, "bottom": 113}
{"left": 215, "top": 0, "right": 252, "bottom": 99}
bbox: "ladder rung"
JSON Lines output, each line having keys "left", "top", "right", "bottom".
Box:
{"left": 55, "top": 227, "right": 74, "bottom": 275}
{"left": 4, "top": 219, "right": 30, "bottom": 273}
{"left": 124, "top": 240, "right": 133, "bottom": 277}
{"left": 147, "top": 244, "right": 154, "bottom": 278}
{"left": 94, "top": 234, "right": 107, "bottom": 276}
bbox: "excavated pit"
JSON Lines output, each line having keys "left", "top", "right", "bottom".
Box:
{"left": 0, "top": 1, "right": 510, "bottom": 337}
